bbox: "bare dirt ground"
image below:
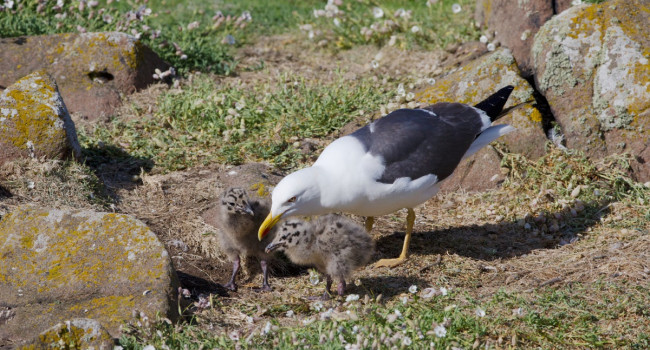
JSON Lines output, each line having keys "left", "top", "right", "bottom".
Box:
{"left": 2, "top": 34, "right": 648, "bottom": 341}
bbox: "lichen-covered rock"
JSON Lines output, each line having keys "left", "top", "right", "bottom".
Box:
{"left": 18, "top": 318, "right": 114, "bottom": 350}
{"left": 0, "top": 32, "right": 169, "bottom": 121}
{"left": 475, "top": 0, "right": 554, "bottom": 77}
{"left": 416, "top": 49, "right": 549, "bottom": 191}
{"left": 0, "top": 71, "right": 81, "bottom": 166}
{"left": 532, "top": 0, "right": 650, "bottom": 181}
{"left": 0, "top": 205, "right": 179, "bottom": 345}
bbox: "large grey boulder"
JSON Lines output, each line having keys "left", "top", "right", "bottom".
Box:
{"left": 532, "top": 0, "right": 650, "bottom": 181}
{"left": 0, "top": 32, "right": 169, "bottom": 122}
{"left": 0, "top": 70, "right": 81, "bottom": 166}
{"left": 0, "top": 205, "right": 179, "bottom": 346}
{"left": 416, "top": 49, "right": 549, "bottom": 192}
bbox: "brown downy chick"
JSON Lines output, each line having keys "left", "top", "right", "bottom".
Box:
{"left": 265, "top": 214, "right": 374, "bottom": 299}
{"left": 214, "top": 187, "right": 275, "bottom": 292}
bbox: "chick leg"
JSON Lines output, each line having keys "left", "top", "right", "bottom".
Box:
{"left": 374, "top": 208, "right": 415, "bottom": 268}
{"left": 258, "top": 259, "right": 272, "bottom": 292}
{"left": 223, "top": 256, "right": 240, "bottom": 291}
{"left": 365, "top": 216, "right": 374, "bottom": 232}
{"left": 336, "top": 278, "right": 347, "bottom": 296}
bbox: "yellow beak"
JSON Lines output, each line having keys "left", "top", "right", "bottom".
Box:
{"left": 258, "top": 212, "right": 283, "bottom": 241}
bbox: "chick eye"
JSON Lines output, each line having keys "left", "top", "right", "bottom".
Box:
{"left": 287, "top": 196, "right": 297, "bottom": 203}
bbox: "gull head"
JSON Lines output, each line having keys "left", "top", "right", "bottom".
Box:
{"left": 258, "top": 167, "right": 323, "bottom": 240}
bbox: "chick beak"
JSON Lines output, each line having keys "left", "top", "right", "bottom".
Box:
{"left": 244, "top": 204, "right": 255, "bottom": 216}
{"left": 265, "top": 241, "right": 284, "bottom": 254}
{"left": 258, "top": 212, "right": 283, "bottom": 241}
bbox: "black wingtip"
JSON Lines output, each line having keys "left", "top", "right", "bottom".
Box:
{"left": 474, "top": 85, "right": 514, "bottom": 122}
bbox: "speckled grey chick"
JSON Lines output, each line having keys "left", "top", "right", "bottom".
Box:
{"left": 265, "top": 214, "right": 374, "bottom": 299}
{"left": 214, "top": 187, "right": 275, "bottom": 292}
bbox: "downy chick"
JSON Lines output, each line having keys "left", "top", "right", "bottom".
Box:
{"left": 213, "top": 187, "right": 274, "bottom": 291}
{"left": 265, "top": 214, "right": 374, "bottom": 299}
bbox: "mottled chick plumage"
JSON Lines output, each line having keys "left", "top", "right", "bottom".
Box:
{"left": 266, "top": 214, "right": 374, "bottom": 298}
{"left": 213, "top": 187, "right": 275, "bottom": 291}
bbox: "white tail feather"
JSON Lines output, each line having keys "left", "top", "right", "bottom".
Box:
{"left": 462, "top": 125, "right": 515, "bottom": 160}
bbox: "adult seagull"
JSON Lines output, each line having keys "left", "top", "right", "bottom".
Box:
{"left": 258, "top": 86, "right": 515, "bottom": 267}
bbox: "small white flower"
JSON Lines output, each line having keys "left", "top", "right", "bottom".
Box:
{"left": 394, "top": 309, "right": 402, "bottom": 318}
{"left": 427, "top": 78, "right": 436, "bottom": 85}
{"left": 286, "top": 310, "right": 294, "bottom": 317}
{"left": 397, "top": 83, "right": 405, "bottom": 96}
{"left": 406, "top": 92, "right": 415, "bottom": 101}
{"left": 440, "top": 287, "right": 448, "bottom": 296}
{"left": 187, "top": 21, "right": 200, "bottom": 30}
{"left": 421, "top": 287, "right": 437, "bottom": 298}
{"left": 475, "top": 307, "right": 486, "bottom": 317}
{"left": 401, "top": 296, "right": 409, "bottom": 304}
{"left": 235, "top": 100, "right": 246, "bottom": 110}
{"left": 402, "top": 336, "right": 412, "bottom": 346}
{"left": 479, "top": 35, "right": 488, "bottom": 43}
{"left": 312, "top": 300, "right": 324, "bottom": 311}
{"left": 333, "top": 18, "right": 341, "bottom": 27}
{"left": 434, "top": 324, "right": 447, "bottom": 338}
{"left": 372, "top": 7, "right": 384, "bottom": 18}
{"left": 308, "top": 30, "right": 315, "bottom": 39}
{"left": 388, "top": 35, "right": 397, "bottom": 46}
{"left": 57, "top": 0, "right": 64, "bottom": 7}
{"left": 371, "top": 60, "right": 380, "bottom": 69}
{"left": 451, "top": 4, "right": 462, "bottom": 14}
{"left": 309, "top": 270, "right": 320, "bottom": 285}
{"left": 411, "top": 25, "right": 420, "bottom": 33}
{"left": 346, "top": 294, "right": 360, "bottom": 302}
{"left": 4, "top": 0, "right": 14, "bottom": 9}
{"left": 409, "top": 285, "right": 418, "bottom": 294}
{"left": 487, "top": 42, "right": 496, "bottom": 51}
{"left": 426, "top": 0, "right": 438, "bottom": 7}
{"left": 262, "top": 321, "right": 272, "bottom": 334}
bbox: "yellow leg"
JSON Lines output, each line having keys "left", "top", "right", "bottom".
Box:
{"left": 374, "top": 208, "right": 415, "bottom": 268}
{"left": 365, "top": 216, "right": 374, "bottom": 232}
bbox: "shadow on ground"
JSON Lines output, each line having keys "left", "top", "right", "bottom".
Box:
{"left": 375, "top": 200, "right": 610, "bottom": 262}
{"left": 81, "top": 143, "right": 154, "bottom": 194}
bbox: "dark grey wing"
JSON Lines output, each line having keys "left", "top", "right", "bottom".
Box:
{"left": 350, "top": 104, "right": 484, "bottom": 184}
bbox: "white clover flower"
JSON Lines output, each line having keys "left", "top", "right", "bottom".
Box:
{"left": 312, "top": 300, "right": 324, "bottom": 311}
{"left": 440, "top": 287, "right": 448, "bottom": 296}
{"left": 187, "top": 21, "right": 200, "bottom": 30}
{"left": 333, "top": 18, "right": 341, "bottom": 27}
{"left": 451, "top": 4, "right": 462, "bottom": 14}
{"left": 487, "top": 42, "right": 496, "bottom": 51}
{"left": 346, "top": 294, "right": 360, "bottom": 302}
{"left": 409, "top": 285, "right": 418, "bottom": 294}
{"left": 371, "top": 60, "right": 379, "bottom": 69}
{"left": 411, "top": 25, "right": 420, "bottom": 33}
{"left": 57, "top": 0, "right": 64, "bottom": 8}
{"left": 309, "top": 270, "right": 320, "bottom": 285}
{"left": 427, "top": 78, "right": 436, "bottom": 85}
{"left": 397, "top": 83, "right": 405, "bottom": 96}
{"left": 433, "top": 324, "right": 447, "bottom": 338}
{"left": 4, "top": 0, "right": 14, "bottom": 9}
{"left": 372, "top": 7, "right": 384, "bottom": 18}
{"left": 479, "top": 35, "right": 488, "bottom": 43}
{"left": 475, "top": 307, "right": 486, "bottom": 317}
{"left": 241, "top": 11, "right": 252, "bottom": 21}
{"left": 286, "top": 310, "right": 294, "bottom": 317}
{"left": 402, "top": 336, "right": 412, "bottom": 346}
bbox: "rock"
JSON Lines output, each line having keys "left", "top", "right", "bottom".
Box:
{"left": 0, "top": 32, "right": 169, "bottom": 122}
{"left": 18, "top": 318, "right": 114, "bottom": 350}
{"left": 475, "top": 0, "right": 555, "bottom": 77}
{"left": 0, "top": 205, "right": 179, "bottom": 345}
{"left": 0, "top": 70, "right": 81, "bottom": 166}
{"left": 416, "top": 49, "right": 549, "bottom": 191}
{"left": 531, "top": 0, "right": 650, "bottom": 181}
{"left": 438, "top": 146, "right": 505, "bottom": 193}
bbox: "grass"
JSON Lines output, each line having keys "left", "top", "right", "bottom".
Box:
{"left": 117, "top": 281, "right": 650, "bottom": 349}
{"left": 79, "top": 73, "right": 397, "bottom": 171}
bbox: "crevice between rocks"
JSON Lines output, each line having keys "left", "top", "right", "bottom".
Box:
{"left": 525, "top": 76, "right": 566, "bottom": 148}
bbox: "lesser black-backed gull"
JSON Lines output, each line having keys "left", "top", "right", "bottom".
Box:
{"left": 259, "top": 86, "right": 515, "bottom": 267}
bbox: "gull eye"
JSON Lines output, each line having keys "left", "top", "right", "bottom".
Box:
{"left": 287, "top": 196, "right": 297, "bottom": 203}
